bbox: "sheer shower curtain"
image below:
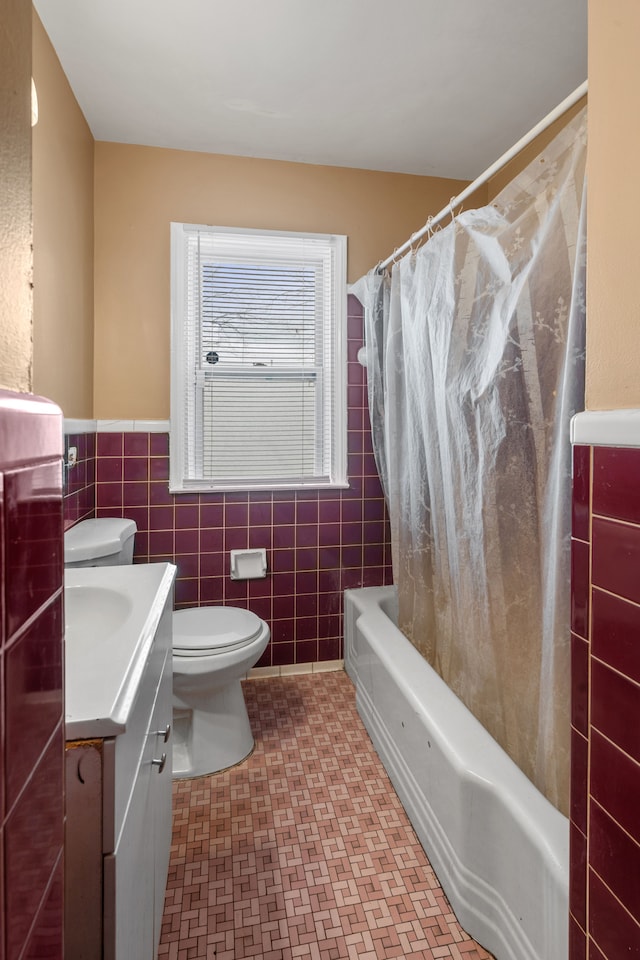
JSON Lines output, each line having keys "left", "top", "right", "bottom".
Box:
{"left": 358, "top": 108, "right": 586, "bottom": 814}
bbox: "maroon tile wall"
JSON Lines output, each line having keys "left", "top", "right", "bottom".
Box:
{"left": 570, "top": 443, "right": 640, "bottom": 958}
{"left": 76, "top": 296, "right": 392, "bottom": 667}
{"left": 63, "top": 431, "right": 95, "bottom": 529}
{"left": 0, "top": 390, "right": 65, "bottom": 960}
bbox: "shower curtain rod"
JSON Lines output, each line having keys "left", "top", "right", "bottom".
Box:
{"left": 376, "top": 79, "right": 588, "bottom": 273}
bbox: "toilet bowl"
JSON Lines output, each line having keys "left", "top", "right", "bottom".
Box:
{"left": 64, "top": 518, "right": 271, "bottom": 779}
{"left": 172, "top": 606, "right": 270, "bottom": 778}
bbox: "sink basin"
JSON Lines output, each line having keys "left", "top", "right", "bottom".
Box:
{"left": 65, "top": 584, "right": 133, "bottom": 645}
{"left": 64, "top": 563, "right": 176, "bottom": 739}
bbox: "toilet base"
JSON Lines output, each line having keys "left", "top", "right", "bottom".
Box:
{"left": 171, "top": 678, "right": 255, "bottom": 778}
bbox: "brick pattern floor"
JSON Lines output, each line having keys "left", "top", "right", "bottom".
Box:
{"left": 159, "top": 672, "right": 494, "bottom": 960}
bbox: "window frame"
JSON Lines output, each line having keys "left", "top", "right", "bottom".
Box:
{"left": 170, "top": 222, "right": 348, "bottom": 493}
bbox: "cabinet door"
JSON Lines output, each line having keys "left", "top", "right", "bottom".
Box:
{"left": 103, "top": 735, "right": 154, "bottom": 960}
{"left": 65, "top": 742, "right": 104, "bottom": 960}
{"left": 104, "top": 649, "right": 173, "bottom": 960}
{"left": 151, "top": 654, "right": 173, "bottom": 955}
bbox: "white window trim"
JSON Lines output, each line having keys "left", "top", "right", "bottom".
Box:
{"left": 169, "top": 223, "right": 348, "bottom": 493}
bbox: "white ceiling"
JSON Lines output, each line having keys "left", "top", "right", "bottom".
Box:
{"left": 34, "top": 0, "right": 587, "bottom": 180}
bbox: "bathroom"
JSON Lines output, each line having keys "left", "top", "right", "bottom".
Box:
{"left": 1, "top": 2, "right": 640, "bottom": 958}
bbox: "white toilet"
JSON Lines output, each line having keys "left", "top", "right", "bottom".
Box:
{"left": 64, "top": 516, "right": 137, "bottom": 567}
{"left": 172, "top": 606, "right": 269, "bottom": 778}
{"left": 63, "top": 517, "right": 270, "bottom": 779}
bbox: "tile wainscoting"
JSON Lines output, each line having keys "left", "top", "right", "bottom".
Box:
{"left": 64, "top": 296, "right": 392, "bottom": 668}
{"left": 0, "top": 391, "right": 65, "bottom": 960}
{"left": 63, "top": 428, "right": 95, "bottom": 529}
{"left": 570, "top": 411, "right": 640, "bottom": 959}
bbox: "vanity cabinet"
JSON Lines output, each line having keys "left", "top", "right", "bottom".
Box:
{"left": 64, "top": 563, "right": 175, "bottom": 960}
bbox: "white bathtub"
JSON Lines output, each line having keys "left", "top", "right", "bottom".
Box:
{"left": 344, "top": 585, "right": 569, "bottom": 960}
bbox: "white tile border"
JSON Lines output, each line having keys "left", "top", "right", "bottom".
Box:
{"left": 64, "top": 419, "right": 97, "bottom": 434}
{"left": 133, "top": 420, "right": 171, "bottom": 433}
{"left": 97, "top": 420, "right": 134, "bottom": 432}
{"left": 64, "top": 419, "right": 171, "bottom": 434}
{"left": 247, "top": 659, "right": 344, "bottom": 680}
{"left": 72, "top": 411, "right": 640, "bottom": 449}
{"left": 571, "top": 410, "right": 640, "bottom": 448}
{"left": 96, "top": 419, "right": 170, "bottom": 433}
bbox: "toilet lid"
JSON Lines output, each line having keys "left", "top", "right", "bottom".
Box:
{"left": 173, "top": 606, "right": 263, "bottom": 656}
{"left": 64, "top": 517, "right": 137, "bottom": 564}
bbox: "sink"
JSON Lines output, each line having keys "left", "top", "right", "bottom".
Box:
{"left": 65, "top": 584, "right": 133, "bottom": 644}
{"left": 64, "top": 562, "right": 177, "bottom": 960}
{"left": 64, "top": 563, "right": 176, "bottom": 739}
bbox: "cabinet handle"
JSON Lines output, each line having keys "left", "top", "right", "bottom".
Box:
{"left": 152, "top": 753, "right": 167, "bottom": 774}
{"left": 156, "top": 723, "right": 171, "bottom": 743}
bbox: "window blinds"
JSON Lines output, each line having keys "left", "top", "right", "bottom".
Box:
{"left": 170, "top": 224, "right": 347, "bottom": 492}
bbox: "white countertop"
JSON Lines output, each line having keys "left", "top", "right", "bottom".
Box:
{"left": 64, "top": 562, "right": 176, "bottom": 740}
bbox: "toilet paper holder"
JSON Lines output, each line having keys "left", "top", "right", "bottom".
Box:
{"left": 230, "top": 548, "right": 268, "bottom": 580}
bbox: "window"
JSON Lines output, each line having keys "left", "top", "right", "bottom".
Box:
{"left": 170, "top": 223, "right": 347, "bottom": 492}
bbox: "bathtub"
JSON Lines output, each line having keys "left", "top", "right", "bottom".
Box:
{"left": 344, "top": 585, "right": 569, "bottom": 960}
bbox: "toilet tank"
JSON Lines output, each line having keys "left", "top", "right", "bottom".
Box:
{"left": 64, "top": 518, "right": 137, "bottom": 568}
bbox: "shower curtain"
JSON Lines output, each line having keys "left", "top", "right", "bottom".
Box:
{"left": 357, "top": 107, "right": 586, "bottom": 815}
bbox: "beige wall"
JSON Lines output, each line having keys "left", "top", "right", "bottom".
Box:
{"left": 0, "top": 0, "right": 32, "bottom": 393}
{"left": 32, "top": 12, "right": 94, "bottom": 418}
{"left": 33, "top": 4, "right": 632, "bottom": 417}
{"left": 586, "top": 0, "right": 640, "bottom": 410}
{"left": 486, "top": 97, "right": 587, "bottom": 200}
{"left": 93, "top": 142, "right": 469, "bottom": 418}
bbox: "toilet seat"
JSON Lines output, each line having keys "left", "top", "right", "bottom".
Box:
{"left": 173, "top": 606, "right": 264, "bottom": 657}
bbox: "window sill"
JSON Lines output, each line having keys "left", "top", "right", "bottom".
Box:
{"left": 169, "top": 480, "right": 351, "bottom": 495}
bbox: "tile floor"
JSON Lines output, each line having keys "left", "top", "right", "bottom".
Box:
{"left": 159, "top": 671, "right": 494, "bottom": 960}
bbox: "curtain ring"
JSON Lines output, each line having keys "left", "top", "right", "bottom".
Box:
{"left": 410, "top": 218, "right": 434, "bottom": 259}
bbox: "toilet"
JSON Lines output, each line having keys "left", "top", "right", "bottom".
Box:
{"left": 64, "top": 517, "right": 137, "bottom": 567}
{"left": 63, "top": 518, "right": 270, "bottom": 778}
{"left": 172, "top": 606, "right": 269, "bottom": 778}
